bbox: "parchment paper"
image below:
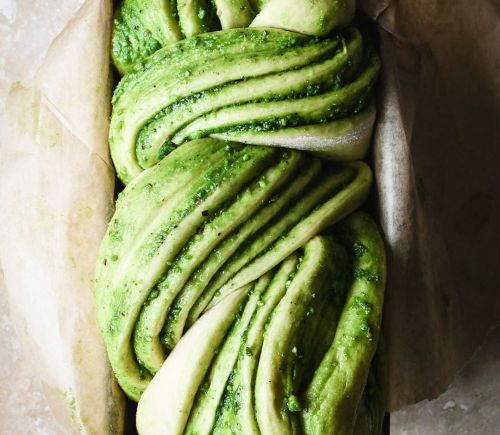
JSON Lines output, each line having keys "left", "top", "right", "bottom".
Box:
{"left": 1, "top": 0, "right": 499, "bottom": 433}
{"left": 360, "top": 0, "right": 500, "bottom": 411}
{"left": 391, "top": 326, "right": 500, "bottom": 434}
{"left": 0, "top": 0, "right": 124, "bottom": 433}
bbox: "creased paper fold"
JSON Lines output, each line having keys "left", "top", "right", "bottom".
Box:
{"left": 0, "top": 0, "right": 124, "bottom": 433}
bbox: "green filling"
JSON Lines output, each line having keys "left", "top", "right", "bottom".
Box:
{"left": 112, "top": 2, "right": 162, "bottom": 75}
{"left": 170, "top": 213, "right": 385, "bottom": 434}
{"left": 108, "top": 27, "right": 380, "bottom": 185}
{"left": 104, "top": 1, "right": 385, "bottom": 431}
{"left": 95, "top": 138, "right": 375, "bottom": 403}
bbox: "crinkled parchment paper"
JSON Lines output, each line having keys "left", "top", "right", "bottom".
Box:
{"left": 0, "top": 0, "right": 124, "bottom": 433}
{"left": 361, "top": 0, "right": 500, "bottom": 412}
{"left": 1, "top": 0, "right": 499, "bottom": 433}
{"left": 359, "top": 0, "right": 500, "bottom": 430}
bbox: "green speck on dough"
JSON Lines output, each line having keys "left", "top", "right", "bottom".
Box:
{"left": 285, "top": 394, "right": 302, "bottom": 412}
{"left": 352, "top": 242, "right": 368, "bottom": 258}
{"left": 353, "top": 268, "right": 380, "bottom": 283}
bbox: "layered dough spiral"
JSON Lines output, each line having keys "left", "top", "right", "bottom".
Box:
{"left": 112, "top": 0, "right": 356, "bottom": 75}
{"left": 97, "top": 1, "right": 387, "bottom": 433}
{"left": 110, "top": 27, "right": 380, "bottom": 184}
{"left": 136, "top": 214, "right": 386, "bottom": 435}
{"left": 95, "top": 139, "right": 372, "bottom": 399}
